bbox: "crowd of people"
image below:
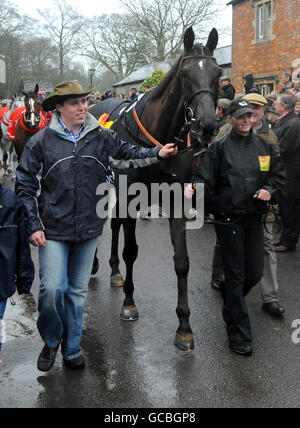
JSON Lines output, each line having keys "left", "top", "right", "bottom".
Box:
{"left": 0, "top": 69, "right": 299, "bottom": 367}
{"left": 87, "top": 86, "right": 151, "bottom": 105}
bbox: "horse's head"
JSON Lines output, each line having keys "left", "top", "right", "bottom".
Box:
{"left": 180, "top": 27, "right": 221, "bottom": 148}
{"left": 21, "top": 84, "right": 41, "bottom": 128}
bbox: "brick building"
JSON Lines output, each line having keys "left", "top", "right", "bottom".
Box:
{"left": 228, "top": 0, "right": 300, "bottom": 96}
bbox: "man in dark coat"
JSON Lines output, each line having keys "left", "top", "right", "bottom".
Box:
{"left": 280, "top": 72, "right": 294, "bottom": 94}
{"left": 274, "top": 94, "right": 300, "bottom": 252}
{"left": 129, "top": 87, "right": 138, "bottom": 102}
{"left": 219, "top": 77, "right": 235, "bottom": 101}
{"left": 243, "top": 73, "right": 260, "bottom": 95}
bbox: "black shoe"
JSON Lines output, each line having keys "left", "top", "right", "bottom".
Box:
{"left": 229, "top": 343, "right": 253, "bottom": 356}
{"left": 211, "top": 279, "right": 222, "bottom": 291}
{"left": 37, "top": 345, "right": 59, "bottom": 372}
{"left": 263, "top": 301, "right": 285, "bottom": 317}
{"left": 63, "top": 355, "right": 85, "bottom": 370}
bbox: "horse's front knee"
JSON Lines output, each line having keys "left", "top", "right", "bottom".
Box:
{"left": 174, "top": 255, "right": 189, "bottom": 276}
{"left": 123, "top": 242, "right": 138, "bottom": 265}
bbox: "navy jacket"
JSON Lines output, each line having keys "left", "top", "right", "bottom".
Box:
{"left": 0, "top": 184, "right": 34, "bottom": 301}
{"left": 198, "top": 129, "right": 286, "bottom": 217}
{"left": 16, "top": 112, "right": 161, "bottom": 242}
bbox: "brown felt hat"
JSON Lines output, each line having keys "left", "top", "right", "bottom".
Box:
{"left": 42, "top": 80, "right": 94, "bottom": 111}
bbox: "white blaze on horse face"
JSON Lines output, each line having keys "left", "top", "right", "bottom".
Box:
{"left": 29, "top": 98, "right": 35, "bottom": 126}
{"left": 199, "top": 60, "right": 204, "bottom": 71}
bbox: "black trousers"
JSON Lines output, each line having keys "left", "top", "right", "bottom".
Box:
{"left": 215, "top": 215, "right": 264, "bottom": 346}
{"left": 278, "top": 196, "right": 300, "bottom": 250}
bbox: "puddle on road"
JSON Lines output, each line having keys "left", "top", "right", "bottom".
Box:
{"left": 0, "top": 360, "right": 44, "bottom": 408}
{"left": 0, "top": 294, "right": 43, "bottom": 408}
{"left": 3, "top": 294, "right": 37, "bottom": 343}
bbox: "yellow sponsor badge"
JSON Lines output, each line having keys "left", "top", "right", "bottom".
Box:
{"left": 258, "top": 156, "right": 270, "bottom": 172}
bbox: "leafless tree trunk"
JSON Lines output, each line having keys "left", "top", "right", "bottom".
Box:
{"left": 120, "top": 0, "right": 220, "bottom": 61}
{"left": 38, "top": 0, "right": 84, "bottom": 81}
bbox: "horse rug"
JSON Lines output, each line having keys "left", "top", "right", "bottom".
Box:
{"left": 0, "top": 107, "right": 10, "bottom": 125}
{"left": 7, "top": 107, "right": 46, "bottom": 141}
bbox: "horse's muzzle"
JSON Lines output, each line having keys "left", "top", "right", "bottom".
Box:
{"left": 193, "top": 118, "right": 217, "bottom": 146}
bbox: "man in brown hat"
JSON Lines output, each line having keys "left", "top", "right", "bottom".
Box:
{"left": 16, "top": 80, "right": 177, "bottom": 372}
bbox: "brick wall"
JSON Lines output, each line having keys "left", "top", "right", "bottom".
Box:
{"left": 231, "top": 0, "right": 300, "bottom": 95}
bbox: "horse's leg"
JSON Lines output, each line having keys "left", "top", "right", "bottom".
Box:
{"left": 10, "top": 142, "right": 16, "bottom": 180}
{"left": 1, "top": 138, "right": 8, "bottom": 176}
{"left": 109, "top": 214, "right": 125, "bottom": 287}
{"left": 6, "top": 140, "right": 13, "bottom": 174}
{"left": 169, "top": 216, "right": 194, "bottom": 351}
{"left": 120, "top": 218, "right": 139, "bottom": 321}
{"left": 91, "top": 248, "right": 99, "bottom": 275}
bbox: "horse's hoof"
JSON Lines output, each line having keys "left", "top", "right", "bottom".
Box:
{"left": 111, "top": 273, "right": 124, "bottom": 287}
{"left": 174, "top": 333, "right": 194, "bottom": 351}
{"left": 120, "top": 306, "right": 139, "bottom": 321}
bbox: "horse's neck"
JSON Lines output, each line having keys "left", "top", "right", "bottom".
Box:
{"left": 141, "top": 73, "right": 184, "bottom": 145}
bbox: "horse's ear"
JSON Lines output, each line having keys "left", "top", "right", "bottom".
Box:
{"left": 34, "top": 84, "right": 39, "bottom": 95}
{"left": 206, "top": 28, "right": 218, "bottom": 53}
{"left": 19, "top": 88, "right": 26, "bottom": 96}
{"left": 184, "top": 27, "right": 195, "bottom": 51}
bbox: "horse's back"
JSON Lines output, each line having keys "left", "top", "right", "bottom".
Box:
{"left": 89, "top": 99, "right": 131, "bottom": 123}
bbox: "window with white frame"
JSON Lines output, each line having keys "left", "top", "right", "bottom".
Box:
{"left": 255, "top": 0, "right": 273, "bottom": 42}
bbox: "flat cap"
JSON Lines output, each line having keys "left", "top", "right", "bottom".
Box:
{"left": 242, "top": 93, "right": 267, "bottom": 106}
{"left": 217, "top": 98, "right": 232, "bottom": 109}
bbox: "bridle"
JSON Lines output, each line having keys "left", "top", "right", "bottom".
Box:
{"left": 24, "top": 95, "right": 41, "bottom": 128}
{"left": 180, "top": 45, "right": 218, "bottom": 125}
{"left": 131, "top": 46, "right": 218, "bottom": 153}
{"left": 179, "top": 47, "right": 219, "bottom": 183}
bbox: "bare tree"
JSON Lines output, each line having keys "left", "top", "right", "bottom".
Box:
{"left": 0, "top": 2, "right": 33, "bottom": 96}
{"left": 0, "top": 2, "right": 24, "bottom": 37}
{"left": 80, "top": 13, "right": 152, "bottom": 81}
{"left": 38, "top": 0, "right": 84, "bottom": 81}
{"left": 120, "top": 0, "right": 221, "bottom": 61}
{"left": 21, "top": 37, "right": 58, "bottom": 79}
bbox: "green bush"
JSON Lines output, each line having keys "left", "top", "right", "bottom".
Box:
{"left": 139, "top": 70, "right": 167, "bottom": 92}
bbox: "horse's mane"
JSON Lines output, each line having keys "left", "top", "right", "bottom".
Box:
{"left": 150, "top": 57, "right": 182, "bottom": 101}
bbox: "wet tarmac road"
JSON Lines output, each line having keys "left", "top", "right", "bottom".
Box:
{"left": 0, "top": 174, "right": 300, "bottom": 408}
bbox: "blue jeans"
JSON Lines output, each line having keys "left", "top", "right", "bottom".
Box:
{"left": 0, "top": 299, "right": 7, "bottom": 352}
{"left": 38, "top": 238, "right": 98, "bottom": 361}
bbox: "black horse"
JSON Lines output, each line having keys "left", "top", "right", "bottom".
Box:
{"left": 90, "top": 27, "right": 221, "bottom": 351}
